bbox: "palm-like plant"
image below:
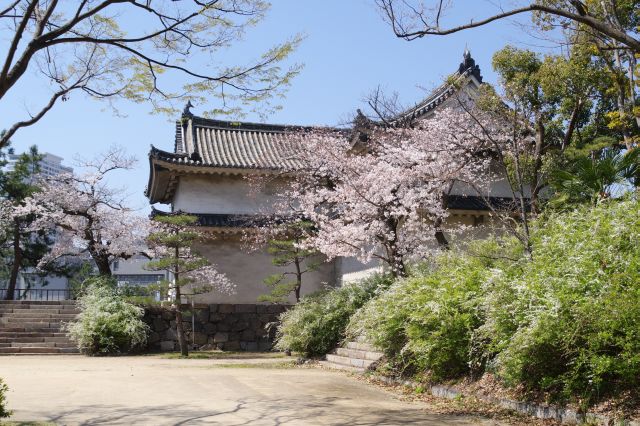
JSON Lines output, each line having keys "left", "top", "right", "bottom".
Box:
{"left": 549, "top": 148, "right": 638, "bottom": 207}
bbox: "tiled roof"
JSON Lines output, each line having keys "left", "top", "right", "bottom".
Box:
{"left": 153, "top": 117, "right": 308, "bottom": 171}
{"left": 150, "top": 210, "right": 278, "bottom": 229}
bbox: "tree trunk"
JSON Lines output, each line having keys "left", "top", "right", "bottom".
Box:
{"left": 5, "top": 219, "right": 22, "bottom": 300}
{"left": 174, "top": 283, "right": 188, "bottom": 357}
{"left": 93, "top": 255, "right": 112, "bottom": 276}
{"left": 434, "top": 217, "right": 449, "bottom": 250}
{"left": 530, "top": 118, "right": 545, "bottom": 214}
{"left": 294, "top": 257, "right": 302, "bottom": 303}
{"left": 174, "top": 250, "right": 188, "bottom": 357}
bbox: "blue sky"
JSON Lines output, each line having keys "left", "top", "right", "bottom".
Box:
{"left": 1, "top": 0, "right": 546, "bottom": 212}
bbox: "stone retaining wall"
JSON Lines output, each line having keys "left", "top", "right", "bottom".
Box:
{"left": 144, "top": 304, "right": 287, "bottom": 352}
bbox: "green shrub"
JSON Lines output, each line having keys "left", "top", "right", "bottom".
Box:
{"left": 479, "top": 197, "right": 640, "bottom": 403}
{"left": 348, "top": 241, "right": 514, "bottom": 381}
{"left": 66, "top": 282, "right": 150, "bottom": 355}
{"left": 273, "top": 273, "right": 392, "bottom": 356}
{"left": 0, "top": 377, "right": 10, "bottom": 418}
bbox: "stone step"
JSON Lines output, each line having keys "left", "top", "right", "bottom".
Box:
{"left": 0, "top": 336, "right": 73, "bottom": 344}
{"left": 8, "top": 342, "right": 75, "bottom": 348}
{"left": 318, "top": 360, "right": 366, "bottom": 373}
{"left": 0, "top": 321, "right": 64, "bottom": 329}
{"left": 344, "top": 341, "right": 379, "bottom": 352}
{"left": 0, "top": 300, "right": 76, "bottom": 305}
{"left": 0, "top": 327, "right": 64, "bottom": 333}
{"left": 335, "top": 347, "right": 384, "bottom": 361}
{"left": 0, "top": 346, "right": 79, "bottom": 354}
{"left": 0, "top": 309, "right": 77, "bottom": 319}
{"left": 0, "top": 331, "right": 67, "bottom": 338}
{"left": 0, "top": 308, "right": 80, "bottom": 314}
{"left": 325, "top": 354, "right": 376, "bottom": 369}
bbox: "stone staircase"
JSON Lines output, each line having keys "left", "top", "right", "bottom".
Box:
{"left": 320, "top": 341, "right": 384, "bottom": 373}
{"left": 0, "top": 300, "right": 79, "bottom": 354}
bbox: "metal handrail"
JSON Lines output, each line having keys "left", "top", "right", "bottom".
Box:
{"left": 0, "top": 288, "right": 73, "bottom": 301}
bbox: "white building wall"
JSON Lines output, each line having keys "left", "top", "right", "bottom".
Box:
{"left": 191, "top": 235, "right": 338, "bottom": 304}
{"left": 173, "top": 174, "right": 285, "bottom": 214}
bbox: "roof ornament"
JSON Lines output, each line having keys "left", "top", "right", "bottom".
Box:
{"left": 182, "top": 100, "right": 194, "bottom": 118}
{"left": 458, "top": 46, "right": 483, "bottom": 83}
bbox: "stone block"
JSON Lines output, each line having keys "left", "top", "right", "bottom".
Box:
{"left": 235, "top": 304, "right": 257, "bottom": 313}
{"left": 218, "top": 304, "right": 235, "bottom": 313}
{"left": 267, "top": 305, "right": 286, "bottom": 314}
{"left": 203, "top": 323, "right": 217, "bottom": 335}
{"left": 163, "top": 327, "right": 177, "bottom": 341}
{"left": 208, "top": 304, "right": 218, "bottom": 313}
{"left": 195, "top": 308, "right": 210, "bottom": 324}
{"left": 258, "top": 341, "right": 272, "bottom": 351}
{"left": 153, "top": 318, "right": 169, "bottom": 332}
{"left": 213, "top": 332, "right": 228, "bottom": 343}
{"left": 225, "top": 340, "right": 241, "bottom": 351}
{"left": 242, "top": 341, "right": 258, "bottom": 352}
{"left": 161, "top": 310, "right": 174, "bottom": 321}
{"left": 209, "top": 313, "right": 223, "bottom": 322}
{"left": 256, "top": 305, "right": 269, "bottom": 314}
{"left": 193, "top": 332, "right": 208, "bottom": 345}
{"left": 258, "top": 314, "right": 273, "bottom": 323}
{"left": 217, "top": 323, "right": 231, "bottom": 332}
{"left": 160, "top": 341, "right": 175, "bottom": 351}
{"left": 228, "top": 332, "right": 241, "bottom": 342}
{"left": 231, "top": 320, "right": 249, "bottom": 332}
{"left": 221, "top": 315, "right": 238, "bottom": 325}
{"left": 241, "top": 329, "right": 256, "bottom": 341}
{"left": 148, "top": 332, "right": 160, "bottom": 344}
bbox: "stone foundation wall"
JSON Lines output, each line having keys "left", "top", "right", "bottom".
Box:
{"left": 144, "top": 304, "right": 287, "bottom": 352}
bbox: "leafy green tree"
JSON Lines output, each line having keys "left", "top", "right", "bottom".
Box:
{"left": 256, "top": 221, "right": 320, "bottom": 304}
{"left": 0, "top": 1, "right": 301, "bottom": 148}
{"left": 549, "top": 148, "right": 639, "bottom": 206}
{"left": 146, "top": 214, "right": 233, "bottom": 356}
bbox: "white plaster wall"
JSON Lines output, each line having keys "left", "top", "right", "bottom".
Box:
{"left": 173, "top": 174, "right": 286, "bottom": 214}
{"left": 191, "top": 235, "right": 338, "bottom": 304}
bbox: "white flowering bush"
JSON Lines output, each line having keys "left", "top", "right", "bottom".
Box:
{"left": 273, "top": 273, "right": 392, "bottom": 356}
{"left": 348, "top": 197, "right": 640, "bottom": 406}
{"left": 347, "top": 239, "right": 518, "bottom": 381}
{"left": 479, "top": 197, "right": 640, "bottom": 403}
{"left": 67, "top": 280, "right": 150, "bottom": 355}
{"left": 0, "top": 377, "right": 10, "bottom": 418}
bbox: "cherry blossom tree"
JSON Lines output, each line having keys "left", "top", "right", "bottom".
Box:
{"left": 17, "top": 146, "right": 148, "bottom": 275}
{"left": 146, "top": 213, "right": 234, "bottom": 356}
{"left": 282, "top": 108, "right": 494, "bottom": 277}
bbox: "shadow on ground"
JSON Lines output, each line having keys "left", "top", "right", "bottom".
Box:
{"left": 26, "top": 397, "right": 486, "bottom": 425}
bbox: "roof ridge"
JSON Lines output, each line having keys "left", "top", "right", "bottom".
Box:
{"left": 186, "top": 116, "right": 317, "bottom": 133}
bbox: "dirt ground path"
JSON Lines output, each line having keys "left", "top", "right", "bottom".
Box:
{"left": 0, "top": 355, "right": 503, "bottom": 425}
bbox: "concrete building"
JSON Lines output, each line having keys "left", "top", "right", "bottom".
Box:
{"left": 145, "top": 51, "right": 516, "bottom": 305}
{"left": 3, "top": 152, "right": 73, "bottom": 178}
